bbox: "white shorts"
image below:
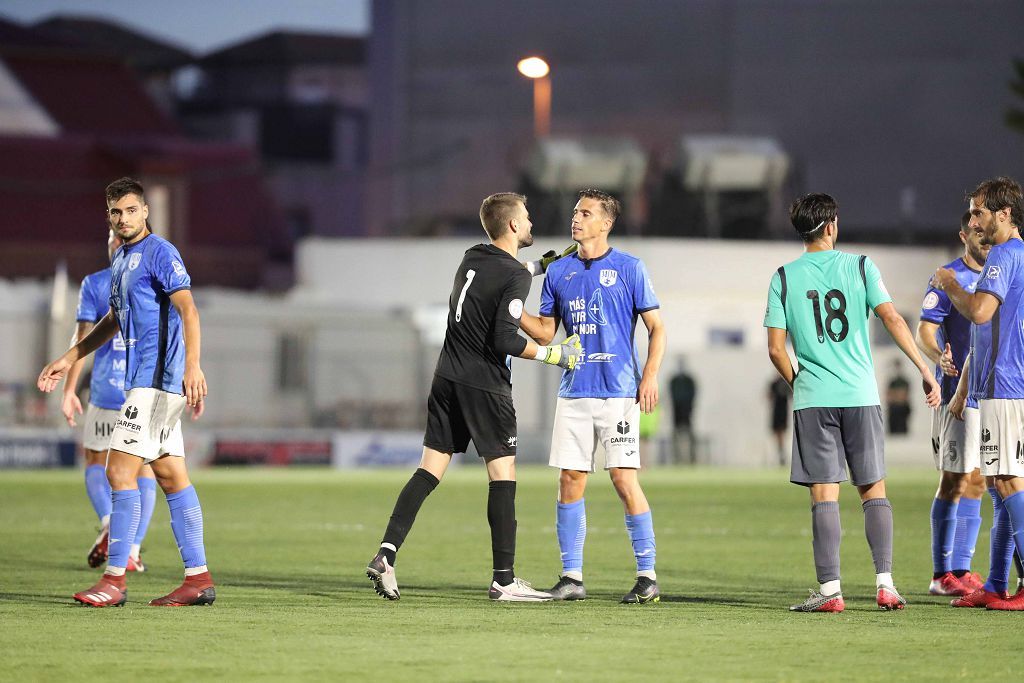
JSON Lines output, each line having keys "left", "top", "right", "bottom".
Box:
{"left": 930, "top": 404, "right": 980, "bottom": 473}
{"left": 979, "top": 399, "right": 1024, "bottom": 477}
{"left": 109, "top": 388, "right": 186, "bottom": 463}
{"left": 548, "top": 397, "right": 642, "bottom": 472}
{"left": 82, "top": 404, "right": 119, "bottom": 452}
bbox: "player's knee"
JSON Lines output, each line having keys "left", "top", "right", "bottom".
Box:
{"left": 609, "top": 470, "right": 641, "bottom": 498}
{"left": 558, "top": 470, "right": 586, "bottom": 502}
{"left": 105, "top": 463, "right": 136, "bottom": 490}
{"left": 937, "top": 472, "right": 967, "bottom": 499}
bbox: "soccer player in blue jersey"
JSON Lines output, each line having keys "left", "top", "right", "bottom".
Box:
{"left": 933, "top": 176, "right": 1024, "bottom": 610}
{"left": 61, "top": 229, "right": 158, "bottom": 573}
{"left": 915, "top": 212, "right": 990, "bottom": 596}
{"left": 520, "top": 189, "right": 666, "bottom": 603}
{"left": 38, "top": 177, "right": 213, "bottom": 608}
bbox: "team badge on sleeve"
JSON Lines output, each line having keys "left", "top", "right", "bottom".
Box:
{"left": 508, "top": 299, "right": 523, "bottom": 319}
{"left": 172, "top": 260, "right": 187, "bottom": 278}
{"left": 922, "top": 292, "right": 939, "bottom": 309}
{"left": 987, "top": 266, "right": 1001, "bottom": 280}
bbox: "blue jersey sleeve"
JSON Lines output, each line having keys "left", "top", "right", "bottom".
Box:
{"left": 977, "top": 245, "right": 1012, "bottom": 303}
{"left": 763, "top": 271, "right": 786, "bottom": 330}
{"left": 153, "top": 243, "right": 192, "bottom": 294}
{"left": 540, "top": 269, "right": 557, "bottom": 317}
{"left": 631, "top": 260, "right": 659, "bottom": 313}
{"left": 75, "top": 275, "right": 99, "bottom": 322}
{"left": 919, "top": 285, "right": 951, "bottom": 324}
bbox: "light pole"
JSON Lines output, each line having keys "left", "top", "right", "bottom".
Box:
{"left": 517, "top": 56, "right": 550, "bottom": 138}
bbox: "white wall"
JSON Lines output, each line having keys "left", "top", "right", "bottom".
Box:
{"left": 1, "top": 236, "right": 960, "bottom": 466}
{"left": 295, "top": 237, "right": 956, "bottom": 464}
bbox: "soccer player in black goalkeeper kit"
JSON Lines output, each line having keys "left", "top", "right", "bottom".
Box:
{"left": 366, "top": 192, "right": 582, "bottom": 601}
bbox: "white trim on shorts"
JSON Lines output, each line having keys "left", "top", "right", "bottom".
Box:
{"left": 930, "top": 404, "right": 980, "bottom": 473}
{"left": 109, "top": 387, "right": 187, "bottom": 463}
{"left": 548, "top": 397, "right": 642, "bottom": 472}
{"left": 82, "top": 404, "right": 119, "bottom": 452}
{"left": 979, "top": 399, "right": 1024, "bottom": 477}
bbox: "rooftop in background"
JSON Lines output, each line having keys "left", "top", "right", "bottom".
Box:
{"left": 200, "top": 30, "right": 365, "bottom": 68}
{"left": 32, "top": 15, "right": 193, "bottom": 73}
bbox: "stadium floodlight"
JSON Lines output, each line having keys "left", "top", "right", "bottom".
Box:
{"left": 516, "top": 57, "right": 550, "bottom": 79}
{"left": 524, "top": 137, "right": 648, "bottom": 193}
{"left": 517, "top": 56, "right": 551, "bottom": 137}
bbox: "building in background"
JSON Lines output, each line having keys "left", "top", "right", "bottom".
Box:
{"left": 179, "top": 30, "right": 368, "bottom": 239}
{"left": 31, "top": 15, "right": 193, "bottom": 113}
{"left": 366, "top": 0, "right": 1024, "bottom": 241}
{"left": 0, "top": 18, "right": 288, "bottom": 289}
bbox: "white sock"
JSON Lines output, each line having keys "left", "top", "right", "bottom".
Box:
{"left": 875, "top": 572, "right": 893, "bottom": 588}
{"left": 637, "top": 570, "right": 657, "bottom": 581}
{"left": 820, "top": 579, "right": 841, "bottom": 596}
{"left": 100, "top": 514, "right": 110, "bottom": 528}
{"left": 184, "top": 565, "right": 208, "bottom": 577}
{"left": 130, "top": 544, "right": 141, "bottom": 560}
{"left": 562, "top": 571, "right": 583, "bottom": 582}
{"left": 105, "top": 566, "right": 126, "bottom": 577}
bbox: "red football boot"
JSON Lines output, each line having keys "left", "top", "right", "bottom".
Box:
{"left": 958, "top": 571, "right": 985, "bottom": 592}
{"left": 149, "top": 571, "right": 216, "bottom": 606}
{"left": 73, "top": 575, "right": 126, "bottom": 607}
{"left": 87, "top": 525, "right": 109, "bottom": 568}
{"left": 987, "top": 584, "right": 1024, "bottom": 610}
{"left": 951, "top": 588, "right": 1008, "bottom": 608}
{"left": 928, "top": 572, "right": 968, "bottom": 597}
{"left": 877, "top": 585, "right": 907, "bottom": 610}
{"left": 127, "top": 555, "right": 146, "bottom": 572}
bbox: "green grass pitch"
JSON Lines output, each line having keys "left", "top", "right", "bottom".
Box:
{"left": 1, "top": 465, "right": 1019, "bottom": 681}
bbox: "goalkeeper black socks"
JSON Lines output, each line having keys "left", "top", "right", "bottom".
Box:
{"left": 488, "top": 480, "right": 517, "bottom": 584}
{"left": 381, "top": 468, "right": 440, "bottom": 562}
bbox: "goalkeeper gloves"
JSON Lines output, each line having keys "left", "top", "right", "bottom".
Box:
{"left": 538, "top": 334, "right": 583, "bottom": 370}
{"left": 525, "top": 243, "right": 579, "bottom": 276}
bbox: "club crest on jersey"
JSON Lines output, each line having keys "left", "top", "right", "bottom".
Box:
{"left": 987, "top": 266, "right": 1001, "bottom": 280}
{"left": 599, "top": 269, "right": 618, "bottom": 287}
{"left": 128, "top": 253, "right": 142, "bottom": 271}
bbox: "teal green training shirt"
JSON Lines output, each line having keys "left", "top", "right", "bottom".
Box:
{"left": 763, "top": 250, "right": 891, "bottom": 411}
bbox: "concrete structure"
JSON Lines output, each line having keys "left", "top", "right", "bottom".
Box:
{"left": 367, "top": 0, "right": 1024, "bottom": 238}
{"left": 2, "top": 236, "right": 964, "bottom": 467}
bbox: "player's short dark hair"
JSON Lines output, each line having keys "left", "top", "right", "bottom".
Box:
{"left": 479, "top": 192, "right": 526, "bottom": 240}
{"left": 105, "top": 177, "right": 146, "bottom": 205}
{"left": 967, "top": 176, "right": 1023, "bottom": 228}
{"left": 789, "top": 193, "right": 838, "bottom": 243}
{"left": 578, "top": 189, "right": 621, "bottom": 222}
{"left": 960, "top": 210, "right": 971, "bottom": 231}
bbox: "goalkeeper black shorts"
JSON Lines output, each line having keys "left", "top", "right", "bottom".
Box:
{"left": 423, "top": 375, "right": 517, "bottom": 457}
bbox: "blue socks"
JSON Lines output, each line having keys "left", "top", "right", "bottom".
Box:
{"left": 952, "top": 496, "right": 983, "bottom": 572}
{"left": 556, "top": 499, "right": 586, "bottom": 576}
{"left": 135, "top": 477, "right": 157, "bottom": 547}
{"left": 625, "top": 511, "right": 656, "bottom": 574}
{"left": 84, "top": 464, "right": 111, "bottom": 522}
{"left": 1003, "top": 491, "right": 1024, "bottom": 573}
{"left": 167, "top": 486, "right": 207, "bottom": 569}
{"left": 929, "top": 498, "right": 958, "bottom": 575}
{"left": 985, "top": 487, "right": 1015, "bottom": 594}
{"left": 108, "top": 489, "right": 141, "bottom": 569}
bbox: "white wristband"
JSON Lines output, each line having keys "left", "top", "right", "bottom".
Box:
{"left": 532, "top": 345, "right": 548, "bottom": 361}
